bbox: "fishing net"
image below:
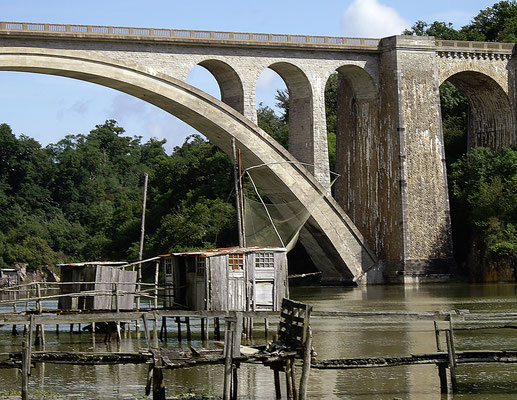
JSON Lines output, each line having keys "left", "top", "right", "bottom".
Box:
{"left": 242, "top": 163, "right": 338, "bottom": 251}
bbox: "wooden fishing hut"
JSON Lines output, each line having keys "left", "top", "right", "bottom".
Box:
{"left": 161, "top": 246, "right": 288, "bottom": 311}
{"left": 58, "top": 261, "right": 137, "bottom": 311}
{"left": 0, "top": 268, "right": 19, "bottom": 287}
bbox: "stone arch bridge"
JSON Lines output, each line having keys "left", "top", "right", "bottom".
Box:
{"left": 1, "top": 22, "right": 515, "bottom": 284}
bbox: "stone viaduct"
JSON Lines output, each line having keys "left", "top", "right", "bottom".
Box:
{"left": 0, "top": 22, "right": 515, "bottom": 284}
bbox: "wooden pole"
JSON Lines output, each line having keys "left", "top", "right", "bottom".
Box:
{"left": 273, "top": 368, "right": 282, "bottom": 399}
{"left": 445, "top": 330, "right": 457, "bottom": 393}
{"left": 290, "top": 359, "right": 298, "bottom": 400}
{"left": 285, "top": 360, "right": 293, "bottom": 399}
{"left": 223, "top": 317, "right": 233, "bottom": 400}
{"left": 152, "top": 366, "right": 166, "bottom": 400}
{"left": 298, "top": 310, "right": 312, "bottom": 400}
{"left": 21, "top": 341, "right": 29, "bottom": 400}
{"left": 232, "top": 364, "right": 239, "bottom": 400}
{"left": 154, "top": 260, "right": 159, "bottom": 309}
{"left": 215, "top": 317, "right": 221, "bottom": 340}
{"left": 186, "top": 317, "right": 192, "bottom": 342}
{"left": 138, "top": 172, "right": 148, "bottom": 262}
{"left": 433, "top": 321, "right": 442, "bottom": 352}
{"left": 153, "top": 317, "right": 159, "bottom": 348}
{"left": 176, "top": 317, "right": 182, "bottom": 342}
{"left": 232, "top": 139, "right": 244, "bottom": 247}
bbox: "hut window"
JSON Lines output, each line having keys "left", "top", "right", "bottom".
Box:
{"left": 228, "top": 253, "right": 244, "bottom": 270}
{"left": 196, "top": 257, "right": 206, "bottom": 276}
{"left": 255, "top": 252, "right": 275, "bottom": 268}
{"left": 165, "top": 257, "right": 173, "bottom": 275}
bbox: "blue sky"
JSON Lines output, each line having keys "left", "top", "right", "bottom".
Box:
{"left": 1, "top": 0, "right": 499, "bottom": 151}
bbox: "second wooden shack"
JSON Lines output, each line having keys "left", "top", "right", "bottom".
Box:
{"left": 161, "top": 247, "right": 288, "bottom": 311}
{"left": 58, "top": 261, "right": 137, "bottom": 311}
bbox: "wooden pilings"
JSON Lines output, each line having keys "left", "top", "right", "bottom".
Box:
{"left": 433, "top": 314, "right": 458, "bottom": 394}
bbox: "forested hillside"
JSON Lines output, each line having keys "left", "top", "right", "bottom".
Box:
{"left": 0, "top": 121, "right": 237, "bottom": 271}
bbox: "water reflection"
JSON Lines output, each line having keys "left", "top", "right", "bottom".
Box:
{"left": 1, "top": 283, "right": 516, "bottom": 398}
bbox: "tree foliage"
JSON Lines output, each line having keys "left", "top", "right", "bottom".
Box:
{"left": 449, "top": 147, "right": 517, "bottom": 257}
{"left": 0, "top": 122, "right": 236, "bottom": 271}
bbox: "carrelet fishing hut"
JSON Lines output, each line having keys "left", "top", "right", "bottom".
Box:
{"left": 160, "top": 246, "right": 288, "bottom": 311}
{"left": 58, "top": 261, "right": 137, "bottom": 311}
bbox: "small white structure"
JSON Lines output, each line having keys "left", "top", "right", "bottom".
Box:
{"left": 161, "top": 246, "right": 288, "bottom": 311}
{"left": 0, "top": 269, "right": 19, "bottom": 287}
{"left": 58, "top": 261, "right": 137, "bottom": 311}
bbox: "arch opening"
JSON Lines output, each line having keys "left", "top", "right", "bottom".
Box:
{"left": 440, "top": 71, "right": 516, "bottom": 273}
{"left": 330, "top": 66, "right": 384, "bottom": 258}
{"left": 193, "top": 59, "right": 244, "bottom": 114}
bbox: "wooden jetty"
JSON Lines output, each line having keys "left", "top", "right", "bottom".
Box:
{"left": 310, "top": 312, "right": 517, "bottom": 394}
{"left": 0, "top": 297, "right": 312, "bottom": 400}
{"left": 3, "top": 280, "right": 517, "bottom": 398}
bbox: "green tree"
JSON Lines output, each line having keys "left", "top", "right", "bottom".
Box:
{"left": 449, "top": 147, "right": 517, "bottom": 259}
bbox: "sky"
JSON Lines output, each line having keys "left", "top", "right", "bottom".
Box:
{"left": 0, "top": 0, "right": 500, "bottom": 152}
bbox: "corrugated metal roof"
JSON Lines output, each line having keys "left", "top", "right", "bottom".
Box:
{"left": 57, "top": 261, "right": 128, "bottom": 267}
{"left": 160, "top": 246, "right": 286, "bottom": 258}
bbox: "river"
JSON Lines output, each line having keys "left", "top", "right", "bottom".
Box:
{"left": 1, "top": 282, "right": 517, "bottom": 399}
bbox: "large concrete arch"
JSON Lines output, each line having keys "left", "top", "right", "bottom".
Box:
{"left": 196, "top": 59, "right": 245, "bottom": 114}
{"left": 0, "top": 47, "right": 375, "bottom": 282}
{"left": 442, "top": 71, "right": 516, "bottom": 149}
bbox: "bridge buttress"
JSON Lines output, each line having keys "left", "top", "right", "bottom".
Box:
{"left": 371, "top": 35, "right": 456, "bottom": 282}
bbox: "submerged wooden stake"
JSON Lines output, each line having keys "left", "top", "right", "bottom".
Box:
{"left": 21, "top": 341, "right": 29, "bottom": 400}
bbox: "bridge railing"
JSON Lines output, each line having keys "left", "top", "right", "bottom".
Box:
{"left": 436, "top": 39, "right": 515, "bottom": 53}
{"left": 0, "top": 21, "right": 380, "bottom": 48}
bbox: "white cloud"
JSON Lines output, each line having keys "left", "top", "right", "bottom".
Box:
{"left": 256, "top": 69, "right": 279, "bottom": 90}
{"left": 341, "top": 0, "right": 410, "bottom": 38}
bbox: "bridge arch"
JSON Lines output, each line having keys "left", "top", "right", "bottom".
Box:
{"left": 264, "top": 62, "right": 318, "bottom": 177}
{"left": 331, "top": 65, "right": 385, "bottom": 259}
{"left": 0, "top": 47, "right": 375, "bottom": 282}
{"left": 441, "top": 70, "right": 515, "bottom": 149}
{"left": 194, "top": 59, "right": 245, "bottom": 114}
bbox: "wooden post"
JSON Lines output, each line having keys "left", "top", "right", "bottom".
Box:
{"left": 154, "top": 260, "right": 159, "bottom": 309}
{"left": 40, "top": 322, "right": 46, "bottom": 350}
{"left": 152, "top": 366, "right": 166, "bottom": 400}
{"left": 264, "top": 318, "right": 269, "bottom": 340}
{"left": 36, "top": 283, "right": 42, "bottom": 313}
{"left": 433, "top": 321, "right": 442, "bottom": 351}
{"left": 142, "top": 314, "right": 152, "bottom": 348}
{"left": 438, "top": 363, "right": 448, "bottom": 393}
{"left": 298, "top": 308, "right": 312, "bottom": 400}
{"left": 116, "top": 322, "right": 122, "bottom": 343}
{"left": 34, "top": 324, "right": 41, "bottom": 346}
{"left": 285, "top": 360, "right": 293, "bottom": 399}
{"left": 233, "top": 313, "right": 242, "bottom": 358}
{"left": 21, "top": 341, "right": 29, "bottom": 400}
{"left": 160, "top": 317, "right": 167, "bottom": 341}
{"left": 176, "top": 317, "right": 182, "bottom": 342}
{"left": 201, "top": 318, "right": 206, "bottom": 341}
{"left": 186, "top": 317, "right": 192, "bottom": 342}
{"left": 445, "top": 330, "right": 457, "bottom": 393}
{"left": 290, "top": 359, "right": 297, "bottom": 400}
{"left": 223, "top": 316, "right": 234, "bottom": 400}
{"left": 273, "top": 368, "right": 282, "bottom": 399}
{"left": 232, "top": 364, "right": 239, "bottom": 400}
{"left": 215, "top": 317, "right": 221, "bottom": 340}
{"left": 27, "top": 316, "right": 34, "bottom": 375}
{"left": 153, "top": 317, "right": 159, "bottom": 348}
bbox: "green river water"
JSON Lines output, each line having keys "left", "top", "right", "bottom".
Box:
{"left": 1, "top": 282, "right": 517, "bottom": 399}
